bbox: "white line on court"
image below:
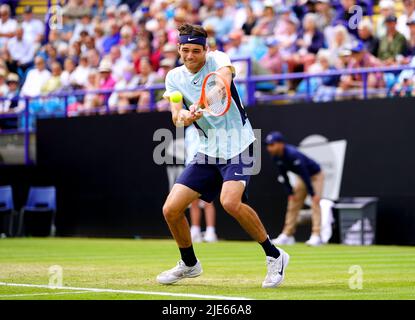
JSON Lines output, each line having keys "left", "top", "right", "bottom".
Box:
{"left": 0, "top": 291, "right": 88, "bottom": 298}
{"left": 0, "top": 282, "right": 253, "bottom": 300}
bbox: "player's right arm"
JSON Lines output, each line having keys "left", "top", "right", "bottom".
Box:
{"left": 163, "top": 71, "right": 202, "bottom": 127}
{"left": 169, "top": 98, "right": 201, "bottom": 127}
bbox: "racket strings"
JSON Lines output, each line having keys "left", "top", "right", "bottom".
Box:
{"left": 205, "top": 76, "right": 229, "bottom": 115}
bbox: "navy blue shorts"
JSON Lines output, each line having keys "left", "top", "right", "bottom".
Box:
{"left": 176, "top": 144, "right": 256, "bottom": 203}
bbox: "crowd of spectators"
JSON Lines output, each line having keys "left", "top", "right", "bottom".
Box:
{"left": 1, "top": 0, "right": 415, "bottom": 130}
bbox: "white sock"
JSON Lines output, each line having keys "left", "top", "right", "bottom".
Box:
{"left": 190, "top": 226, "right": 201, "bottom": 234}
{"left": 205, "top": 226, "right": 216, "bottom": 235}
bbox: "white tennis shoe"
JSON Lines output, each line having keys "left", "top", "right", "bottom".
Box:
{"left": 305, "top": 234, "right": 323, "bottom": 246}
{"left": 157, "top": 260, "right": 203, "bottom": 285}
{"left": 262, "top": 247, "right": 290, "bottom": 288}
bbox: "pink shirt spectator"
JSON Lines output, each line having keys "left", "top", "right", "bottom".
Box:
{"left": 259, "top": 50, "right": 283, "bottom": 74}
{"left": 99, "top": 74, "right": 116, "bottom": 104}
{"left": 348, "top": 52, "right": 384, "bottom": 84}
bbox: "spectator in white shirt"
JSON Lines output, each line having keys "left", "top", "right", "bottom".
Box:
{"left": 60, "top": 58, "right": 76, "bottom": 88}
{"left": 0, "top": 4, "right": 17, "bottom": 47}
{"left": 71, "top": 13, "right": 94, "bottom": 44}
{"left": 0, "top": 69, "right": 8, "bottom": 97}
{"left": 107, "top": 45, "right": 128, "bottom": 81}
{"left": 87, "top": 48, "right": 101, "bottom": 69}
{"left": 108, "top": 64, "right": 139, "bottom": 113}
{"left": 21, "top": 6, "right": 44, "bottom": 48}
{"left": 7, "top": 25, "right": 36, "bottom": 73}
{"left": 21, "top": 56, "right": 51, "bottom": 97}
{"left": 71, "top": 54, "right": 90, "bottom": 87}
{"left": 397, "top": 0, "right": 415, "bottom": 40}
{"left": 119, "top": 25, "right": 136, "bottom": 62}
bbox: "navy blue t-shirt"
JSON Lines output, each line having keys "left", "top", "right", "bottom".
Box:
{"left": 272, "top": 144, "right": 321, "bottom": 196}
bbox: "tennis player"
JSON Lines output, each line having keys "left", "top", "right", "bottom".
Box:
{"left": 157, "top": 23, "right": 289, "bottom": 288}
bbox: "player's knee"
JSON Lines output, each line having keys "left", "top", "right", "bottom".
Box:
{"left": 220, "top": 197, "right": 241, "bottom": 216}
{"left": 162, "top": 203, "right": 180, "bottom": 222}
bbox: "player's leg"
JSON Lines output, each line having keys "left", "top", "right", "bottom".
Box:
{"left": 158, "top": 159, "right": 222, "bottom": 285}
{"left": 162, "top": 183, "right": 199, "bottom": 249}
{"left": 190, "top": 199, "right": 203, "bottom": 242}
{"left": 220, "top": 180, "right": 289, "bottom": 288}
{"left": 157, "top": 183, "right": 202, "bottom": 285}
{"left": 220, "top": 180, "right": 268, "bottom": 242}
{"left": 203, "top": 201, "right": 218, "bottom": 242}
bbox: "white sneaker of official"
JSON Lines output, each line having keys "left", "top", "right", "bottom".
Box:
{"left": 156, "top": 260, "right": 203, "bottom": 285}
{"left": 262, "top": 247, "right": 290, "bottom": 288}
{"left": 271, "top": 233, "right": 296, "bottom": 246}
{"left": 305, "top": 234, "right": 323, "bottom": 246}
{"left": 190, "top": 226, "right": 203, "bottom": 243}
{"left": 203, "top": 231, "right": 218, "bottom": 243}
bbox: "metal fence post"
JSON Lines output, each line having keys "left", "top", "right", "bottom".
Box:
{"left": 64, "top": 95, "right": 68, "bottom": 117}
{"left": 362, "top": 73, "right": 368, "bottom": 99}
{"left": 306, "top": 77, "right": 312, "bottom": 102}
{"left": 24, "top": 97, "right": 31, "bottom": 165}
{"left": 246, "top": 58, "right": 255, "bottom": 107}
{"left": 149, "top": 88, "right": 155, "bottom": 111}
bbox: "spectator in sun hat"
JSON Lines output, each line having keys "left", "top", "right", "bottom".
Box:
{"left": 4, "top": 72, "right": 20, "bottom": 109}
{"left": 0, "top": 72, "right": 22, "bottom": 130}
{"left": 98, "top": 59, "right": 116, "bottom": 106}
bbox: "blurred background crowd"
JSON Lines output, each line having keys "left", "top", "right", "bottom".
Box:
{"left": 1, "top": 0, "right": 415, "bottom": 129}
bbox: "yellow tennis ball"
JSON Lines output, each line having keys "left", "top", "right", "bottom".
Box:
{"left": 170, "top": 91, "right": 183, "bottom": 103}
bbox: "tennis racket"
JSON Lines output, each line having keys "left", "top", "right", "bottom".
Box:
{"left": 194, "top": 72, "right": 231, "bottom": 117}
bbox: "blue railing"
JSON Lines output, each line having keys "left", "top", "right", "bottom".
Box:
{"left": 1, "top": 57, "right": 415, "bottom": 165}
